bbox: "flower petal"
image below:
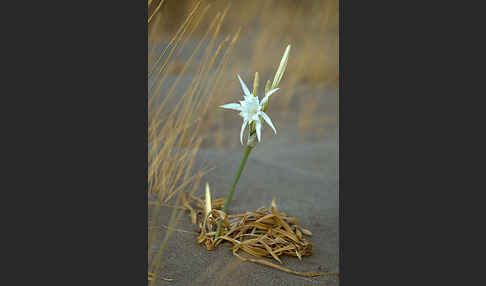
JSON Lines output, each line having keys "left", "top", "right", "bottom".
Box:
{"left": 220, "top": 103, "right": 242, "bottom": 111}
{"left": 240, "top": 119, "right": 248, "bottom": 145}
{"left": 261, "top": 88, "right": 279, "bottom": 107}
{"left": 237, "top": 74, "right": 251, "bottom": 98}
{"left": 260, "top": 111, "right": 276, "bottom": 134}
{"left": 256, "top": 120, "right": 262, "bottom": 142}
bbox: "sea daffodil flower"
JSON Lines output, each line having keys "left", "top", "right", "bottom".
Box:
{"left": 220, "top": 74, "right": 279, "bottom": 145}
{"left": 215, "top": 45, "right": 291, "bottom": 239}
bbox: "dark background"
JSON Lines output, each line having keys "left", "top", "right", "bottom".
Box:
{"left": 4, "top": 0, "right": 474, "bottom": 285}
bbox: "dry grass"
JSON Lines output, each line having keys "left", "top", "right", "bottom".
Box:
{"left": 181, "top": 192, "right": 339, "bottom": 277}
{"left": 148, "top": 1, "right": 241, "bottom": 283}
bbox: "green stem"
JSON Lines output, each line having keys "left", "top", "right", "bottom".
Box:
{"left": 215, "top": 145, "right": 253, "bottom": 238}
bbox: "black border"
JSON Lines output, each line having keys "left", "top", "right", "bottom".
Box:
{"left": 11, "top": 0, "right": 455, "bottom": 284}
{"left": 339, "top": 0, "right": 450, "bottom": 284}
{"left": 12, "top": 1, "right": 148, "bottom": 284}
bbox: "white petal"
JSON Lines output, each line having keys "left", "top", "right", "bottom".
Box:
{"left": 251, "top": 112, "right": 260, "bottom": 122}
{"left": 237, "top": 74, "right": 251, "bottom": 98}
{"left": 260, "top": 111, "right": 276, "bottom": 134}
{"left": 261, "top": 88, "right": 279, "bottom": 106}
{"left": 220, "top": 103, "right": 241, "bottom": 111}
{"left": 256, "top": 120, "right": 262, "bottom": 142}
{"left": 240, "top": 120, "right": 248, "bottom": 145}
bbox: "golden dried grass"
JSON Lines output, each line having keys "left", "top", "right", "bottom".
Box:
{"left": 182, "top": 193, "right": 339, "bottom": 278}
{"left": 148, "top": 1, "right": 241, "bottom": 283}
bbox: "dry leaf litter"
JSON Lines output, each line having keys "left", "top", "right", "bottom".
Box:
{"left": 181, "top": 192, "right": 338, "bottom": 278}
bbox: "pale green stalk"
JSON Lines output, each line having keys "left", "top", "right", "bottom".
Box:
{"left": 215, "top": 145, "right": 252, "bottom": 237}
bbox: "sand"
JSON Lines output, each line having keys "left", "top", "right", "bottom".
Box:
{"left": 149, "top": 84, "right": 339, "bottom": 285}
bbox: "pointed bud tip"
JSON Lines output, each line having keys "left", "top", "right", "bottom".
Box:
{"left": 205, "top": 182, "right": 212, "bottom": 215}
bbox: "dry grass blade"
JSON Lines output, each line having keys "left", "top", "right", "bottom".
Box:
{"left": 233, "top": 251, "right": 337, "bottom": 278}
{"left": 181, "top": 192, "right": 197, "bottom": 225}
{"left": 181, "top": 195, "right": 338, "bottom": 278}
{"left": 149, "top": 224, "right": 197, "bottom": 234}
{"left": 148, "top": 271, "right": 174, "bottom": 282}
{"left": 148, "top": 0, "right": 166, "bottom": 25}
{"left": 259, "top": 238, "right": 283, "bottom": 264}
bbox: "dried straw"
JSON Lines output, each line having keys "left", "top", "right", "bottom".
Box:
{"left": 181, "top": 193, "right": 339, "bottom": 278}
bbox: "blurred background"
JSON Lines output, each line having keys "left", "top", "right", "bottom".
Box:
{"left": 149, "top": 0, "right": 338, "bottom": 149}
{"left": 148, "top": 0, "right": 339, "bottom": 284}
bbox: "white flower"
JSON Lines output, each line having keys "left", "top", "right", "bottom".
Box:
{"left": 220, "top": 74, "right": 279, "bottom": 145}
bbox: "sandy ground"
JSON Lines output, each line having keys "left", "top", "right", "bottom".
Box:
{"left": 149, "top": 22, "right": 339, "bottom": 283}
{"left": 149, "top": 83, "right": 339, "bottom": 285}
